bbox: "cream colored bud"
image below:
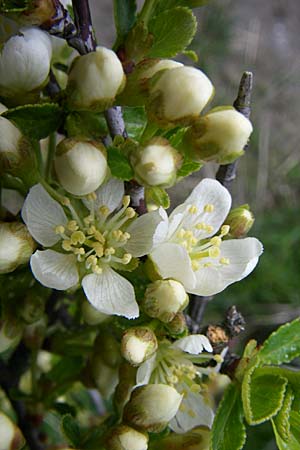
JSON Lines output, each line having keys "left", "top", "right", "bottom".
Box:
{"left": 224, "top": 204, "right": 255, "bottom": 238}
{"left": 121, "top": 327, "right": 158, "bottom": 366}
{"left": 143, "top": 279, "right": 189, "bottom": 323}
{"left": 139, "top": 59, "right": 183, "bottom": 81}
{"left": 131, "top": 138, "right": 182, "bottom": 187}
{"left": 54, "top": 138, "right": 108, "bottom": 196}
{"left": 0, "top": 222, "right": 35, "bottom": 274}
{"left": 0, "top": 412, "right": 25, "bottom": 450}
{"left": 185, "top": 107, "right": 253, "bottom": 164}
{"left": 0, "top": 27, "right": 52, "bottom": 99}
{"left": 0, "top": 117, "right": 23, "bottom": 172}
{"left": 165, "top": 312, "right": 188, "bottom": 336}
{"left": 123, "top": 384, "right": 183, "bottom": 432}
{"left": 105, "top": 425, "right": 149, "bottom": 450}
{"left": 67, "top": 46, "right": 125, "bottom": 111}
{"left": 148, "top": 66, "right": 214, "bottom": 127}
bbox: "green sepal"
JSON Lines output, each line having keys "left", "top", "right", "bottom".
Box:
{"left": 113, "top": 0, "right": 137, "bottom": 48}
{"left": 65, "top": 111, "right": 108, "bottom": 139}
{"left": 181, "top": 49, "right": 199, "bottom": 61}
{"left": 145, "top": 186, "right": 170, "bottom": 209}
{"left": 107, "top": 146, "right": 134, "bottom": 181}
{"left": 3, "top": 103, "right": 64, "bottom": 140}
{"left": 210, "top": 382, "right": 246, "bottom": 450}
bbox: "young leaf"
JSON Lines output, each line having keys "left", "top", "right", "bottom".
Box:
{"left": 3, "top": 104, "right": 64, "bottom": 140}
{"left": 61, "top": 414, "right": 81, "bottom": 447}
{"left": 123, "top": 106, "right": 147, "bottom": 140}
{"left": 147, "top": 7, "right": 197, "bottom": 58}
{"left": 177, "top": 158, "right": 202, "bottom": 177}
{"left": 273, "top": 386, "right": 294, "bottom": 442}
{"left": 113, "top": 0, "right": 137, "bottom": 46}
{"left": 153, "top": 0, "right": 210, "bottom": 15}
{"left": 107, "top": 146, "right": 134, "bottom": 180}
{"left": 145, "top": 186, "right": 170, "bottom": 209}
{"left": 65, "top": 111, "right": 108, "bottom": 139}
{"left": 210, "top": 382, "right": 246, "bottom": 450}
{"left": 256, "top": 318, "right": 300, "bottom": 366}
{"left": 272, "top": 414, "right": 300, "bottom": 450}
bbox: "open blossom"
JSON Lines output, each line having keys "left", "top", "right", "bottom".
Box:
{"left": 149, "top": 178, "right": 263, "bottom": 296}
{"left": 21, "top": 178, "right": 163, "bottom": 319}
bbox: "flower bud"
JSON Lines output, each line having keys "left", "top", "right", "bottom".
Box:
{"left": 82, "top": 301, "right": 110, "bottom": 325}
{"left": 0, "top": 319, "right": 23, "bottom": 355}
{"left": 54, "top": 138, "right": 108, "bottom": 196}
{"left": 223, "top": 204, "right": 255, "bottom": 238}
{"left": 0, "top": 27, "right": 52, "bottom": 101}
{"left": 147, "top": 66, "right": 214, "bottom": 127}
{"left": 131, "top": 138, "right": 182, "bottom": 187}
{"left": 105, "top": 425, "right": 149, "bottom": 450}
{"left": 67, "top": 46, "right": 125, "bottom": 111}
{"left": 121, "top": 327, "right": 158, "bottom": 366}
{"left": 0, "top": 412, "right": 25, "bottom": 450}
{"left": 20, "top": 290, "right": 45, "bottom": 324}
{"left": 143, "top": 280, "right": 189, "bottom": 323}
{"left": 185, "top": 107, "right": 253, "bottom": 164}
{"left": 123, "top": 384, "right": 183, "bottom": 433}
{"left": 164, "top": 312, "right": 188, "bottom": 336}
{"left": 0, "top": 222, "right": 35, "bottom": 274}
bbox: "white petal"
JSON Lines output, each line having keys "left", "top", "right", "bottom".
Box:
{"left": 22, "top": 184, "right": 68, "bottom": 246}
{"left": 136, "top": 354, "right": 157, "bottom": 386}
{"left": 1, "top": 188, "right": 24, "bottom": 215}
{"left": 87, "top": 177, "right": 124, "bottom": 213}
{"left": 82, "top": 266, "right": 139, "bottom": 319}
{"left": 170, "top": 388, "right": 214, "bottom": 433}
{"left": 172, "top": 334, "right": 213, "bottom": 354}
{"left": 125, "top": 208, "right": 168, "bottom": 257}
{"left": 30, "top": 250, "right": 79, "bottom": 290}
{"left": 150, "top": 243, "right": 196, "bottom": 290}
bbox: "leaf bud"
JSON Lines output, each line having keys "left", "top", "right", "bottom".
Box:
{"left": 67, "top": 46, "right": 125, "bottom": 112}
{"left": 164, "top": 312, "right": 188, "bottom": 336}
{"left": 105, "top": 425, "right": 149, "bottom": 450}
{"left": 0, "top": 412, "right": 25, "bottom": 450}
{"left": 0, "top": 222, "right": 35, "bottom": 274}
{"left": 147, "top": 66, "right": 214, "bottom": 127}
{"left": 0, "top": 27, "right": 52, "bottom": 101}
{"left": 123, "top": 384, "right": 183, "bottom": 433}
{"left": 131, "top": 138, "right": 182, "bottom": 188}
{"left": 223, "top": 204, "right": 255, "bottom": 238}
{"left": 54, "top": 138, "right": 108, "bottom": 196}
{"left": 143, "top": 279, "right": 188, "bottom": 323}
{"left": 185, "top": 107, "right": 253, "bottom": 164}
{"left": 121, "top": 327, "right": 158, "bottom": 366}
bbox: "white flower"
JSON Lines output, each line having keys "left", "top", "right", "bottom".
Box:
{"left": 136, "top": 335, "right": 216, "bottom": 433}
{"left": 22, "top": 178, "right": 164, "bottom": 319}
{"left": 149, "top": 178, "right": 263, "bottom": 296}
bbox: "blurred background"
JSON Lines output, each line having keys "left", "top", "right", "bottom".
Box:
{"left": 90, "top": 2, "right": 300, "bottom": 447}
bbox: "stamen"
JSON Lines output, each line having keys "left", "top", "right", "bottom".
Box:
{"left": 210, "top": 236, "right": 222, "bottom": 246}
{"left": 105, "top": 247, "right": 115, "bottom": 256}
{"left": 70, "top": 231, "right": 85, "bottom": 245}
{"left": 92, "top": 265, "right": 103, "bottom": 274}
{"left": 189, "top": 205, "right": 198, "bottom": 214}
{"left": 62, "top": 239, "right": 73, "bottom": 251}
{"left": 122, "top": 253, "right": 132, "bottom": 264}
{"left": 209, "top": 246, "right": 220, "bottom": 258}
{"left": 192, "top": 260, "right": 200, "bottom": 271}
{"left": 221, "top": 225, "right": 230, "bottom": 236}
{"left": 67, "top": 220, "right": 78, "bottom": 232}
{"left": 125, "top": 207, "right": 135, "bottom": 218}
{"left": 122, "top": 195, "right": 131, "bottom": 207}
{"left": 86, "top": 192, "right": 97, "bottom": 201}
{"left": 204, "top": 203, "right": 214, "bottom": 213}
{"left": 84, "top": 215, "right": 94, "bottom": 225}
{"left": 220, "top": 257, "right": 230, "bottom": 265}
{"left": 55, "top": 225, "right": 65, "bottom": 234}
{"left": 92, "top": 243, "right": 104, "bottom": 257}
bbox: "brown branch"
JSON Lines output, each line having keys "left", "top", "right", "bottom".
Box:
{"left": 70, "top": 0, "right": 97, "bottom": 54}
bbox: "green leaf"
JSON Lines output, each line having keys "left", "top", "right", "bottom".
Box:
{"left": 65, "top": 111, "right": 108, "bottom": 139}
{"left": 273, "top": 386, "right": 294, "bottom": 442}
{"left": 47, "top": 356, "right": 85, "bottom": 384}
{"left": 210, "top": 382, "right": 246, "bottom": 450}
{"left": 0, "top": 0, "right": 29, "bottom": 12}
{"left": 153, "top": 0, "right": 210, "bottom": 15}
{"left": 177, "top": 158, "right": 202, "bottom": 177}
{"left": 256, "top": 318, "right": 300, "bottom": 366}
{"left": 123, "top": 106, "right": 147, "bottom": 140}
{"left": 145, "top": 186, "right": 170, "bottom": 208}
{"left": 272, "top": 412, "right": 300, "bottom": 450}
{"left": 147, "top": 7, "right": 197, "bottom": 58}
{"left": 242, "top": 372, "right": 288, "bottom": 425}
{"left": 107, "top": 146, "right": 134, "bottom": 180}
{"left": 3, "top": 104, "right": 64, "bottom": 140}
{"left": 113, "top": 0, "right": 137, "bottom": 46}
{"left": 61, "top": 414, "right": 81, "bottom": 447}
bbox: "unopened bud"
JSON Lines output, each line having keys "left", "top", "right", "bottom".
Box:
{"left": 0, "top": 319, "right": 23, "bottom": 355}
{"left": 131, "top": 138, "right": 182, "bottom": 187}
{"left": 0, "top": 412, "right": 25, "bottom": 450}
{"left": 105, "top": 425, "right": 149, "bottom": 450}
{"left": 123, "top": 384, "right": 182, "bottom": 433}
{"left": 0, "top": 27, "right": 52, "bottom": 101}
{"left": 82, "top": 301, "right": 110, "bottom": 325}
{"left": 143, "top": 279, "right": 188, "bottom": 323}
{"left": 121, "top": 327, "right": 158, "bottom": 366}
{"left": 185, "top": 107, "right": 253, "bottom": 164}
{"left": 164, "top": 312, "right": 188, "bottom": 336}
{"left": 67, "top": 46, "right": 125, "bottom": 111}
{"left": 54, "top": 138, "right": 108, "bottom": 196}
{"left": 0, "top": 222, "right": 35, "bottom": 274}
{"left": 148, "top": 66, "right": 214, "bottom": 127}
{"left": 223, "top": 204, "right": 255, "bottom": 238}
{"left": 20, "top": 290, "right": 45, "bottom": 324}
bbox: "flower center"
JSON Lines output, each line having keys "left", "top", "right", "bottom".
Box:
{"left": 55, "top": 194, "right": 135, "bottom": 274}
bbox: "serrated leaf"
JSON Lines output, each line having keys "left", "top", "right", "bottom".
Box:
{"left": 61, "top": 414, "right": 81, "bottom": 447}
{"left": 65, "top": 111, "right": 108, "bottom": 139}
{"left": 177, "top": 158, "right": 202, "bottom": 177}
{"left": 256, "top": 318, "right": 300, "bottom": 366}
{"left": 107, "top": 146, "right": 134, "bottom": 181}
{"left": 153, "top": 0, "right": 210, "bottom": 15}
{"left": 272, "top": 417, "right": 300, "bottom": 450}
{"left": 182, "top": 49, "right": 199, "bottom": 61}
{"left": 3, "top": 104, "right": 64, "bottom": 140}
{"left": 210, "top": 382, "right": 246, "bottom": 450}
{"left": 147, "top": 7, "right": 197, "bottom": 58}
{"left": 273, "top": 386, "right": 294, "bottom": 442}
{"left": 242, "top": 372, "right": 288, "bottom": 425}
{"left": 113, "top": 0, "right": 137, "bottom": 46}
{"left": 145, "top": 186, "right": 170, "bottom": 208}
{"left": 123, "top": 106, "right": 147, "bottom": 140}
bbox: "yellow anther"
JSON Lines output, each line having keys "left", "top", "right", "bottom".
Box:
{"left": 221, "top": 225, "right": 230, "bottom": 236}
{"left": 195, "top": 222, "right": 205, "bottom": 230}
{"left": 71, "top": 231, "right": 85, "bottom": 245}
{"left": 84, "top": 215, "right": 94, "bottom": 225}
{"left": 67, "top": 220, "right": 78, "bottom": 232}
{"left": 122, "top": 253, "right": 132, "bottom": 264}
{"left": 204, "top": 262, "right": 212, "bottom": 268}
{"left": 125, "top": 207, "right": 135, "bottom": 218}
{"left": 192, "top": 260, "right": 200, "bottom": 271}
{"left": 189, "top": 205, "right": 198, "bottom": 214}
{"left": 94, "top": 230, "right": 105, "bottom": 243}
{"left": 87, "top": 225, "right": 96, "bottom": 235}
{"left": 210, "top": 236, "right": 222, "bottom": 246}
{"left": 204, "top": 203, "right": 214, "bottom": 213}
{"left": 184, "top": 230, "right": 194, "bottom": 239}
{"left": 93, "top": 242, "right": 104, "bottom": 257}
{"left": 86, "top": 192, "right": 97, "bottom": 201}
{"left": 214, "top": 354, "right": 224, "bottom": 364}
{"left": 61, "top": 197, "right": 70, "bottom": 206}
{"left": 62, "top": 239, "right": 72, "bottom": 251}
{"left": 121, "top": 232, "right": 131, "bottom": 241}
{"left": 177, "top": 229, "right": 186, "bottom": 238}
{"left": 205, "top": 225, "right": 214, "bottom": 233}
{"left": 209, "top": 246, "right": 220, "bottom": 258}
{"left": 99, "top": 205, "right": 110, "bottom": 216}
{"left": 220, "top": 257, "right": 230, "bottom": 265}
{"left": 112, "top": 229, "right": 123, "bottom": 241}
{"left": 92, "top": 265, "right": 103, "bottom": 275}
{"left": 122, "top": 195, "right": 131, "bottom": 207}
{"left": 188, "top": 409, "right": 197, "bottom": 418}
{"left": 87, "top": 255, "right": 97, "bottom": 266}
{"left": 191, "top": 384, "right": 201, "bottom": 393}
{"left": 179, "top": 403, "right": 187, "bottom": 412}
{"left": 74, "top": 247, "right": 85, "bottom": 255}
{"left": 105, "top": 247, "right": 115, "bottom": 256}
{"left": 55, "top": 225, "right": 65, "bottom": 234}
{"left": 190, "top": 237, "right": 198, "bottom": 246}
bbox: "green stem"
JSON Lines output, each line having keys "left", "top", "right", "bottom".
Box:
{"left": 38, "top": 178, "right": 68, "bottom": 205}
{"left": 138, "top": 0, "right": 157, "bottom": 25}
{"left": 45, "top": 133, "right": 56, "bottom": 182}
{"left": 32, "top": 140, "right": 43, "bottom": 176}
